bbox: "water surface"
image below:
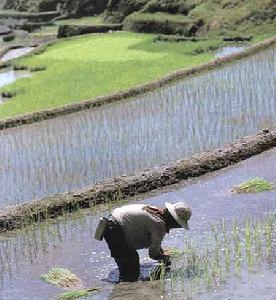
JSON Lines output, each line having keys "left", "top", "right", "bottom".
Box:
{"left": 215, "top": 46, "right": 246, "bottom": 58}
{"left": 0, "top": 147, "right": 275, "bottom": 299}
{"left": 0, "top": 46, "right": 34, "bottom": 62}
{"left": 0, "top": 48, "right": 275, "bottom": 207}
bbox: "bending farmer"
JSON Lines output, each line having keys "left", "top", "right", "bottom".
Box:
{"left": 96, "top": 202, "right": 191, "bottom": 282}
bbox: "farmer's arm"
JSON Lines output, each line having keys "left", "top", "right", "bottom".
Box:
{"left": 148, "top": 225, "right": 169, "bottom": 261}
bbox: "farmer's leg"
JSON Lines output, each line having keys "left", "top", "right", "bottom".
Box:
{"left": 104, "top": 219, "right": 140, "bottom": 282}
{"left": 114, "top": 250, "right": 140, "bottom": 282}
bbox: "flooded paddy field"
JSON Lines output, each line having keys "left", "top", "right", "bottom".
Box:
{"left": 0, "top": 47, "right": 275, "bottom": 207}
{"left": 0, "top": 147, "right": 275, "bottom": 299}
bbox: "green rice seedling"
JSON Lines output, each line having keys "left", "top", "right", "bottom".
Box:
{"left": 232, "top": 219, "right": 242, "bottom": 272}
{"left": 231, "top": 178, "right": 273, "bottom": 194}
{"left": 41, "top": 267, "right": 83, "bottom": 290}
{"left": 167, "top": 247, "right": 183, "bottom": 258}
{"left": 245, "top": 219, "right": 253, "bottom": 270}
{"left": 253, "top": 220, "right": 263, "bottom": 262}
{"left": 220, "top": 219, "right": 231, "bottom": 272}
{"left": 57, "top": 288, "right": 99, "bottom": 300}
{"left": 264, "top": 215, "right": 274, "bottom": 261}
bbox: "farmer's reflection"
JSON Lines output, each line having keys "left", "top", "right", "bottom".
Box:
{"left": 95, "top": 202, "right": 191, "bottom": 282}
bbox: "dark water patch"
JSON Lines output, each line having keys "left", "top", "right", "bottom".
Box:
{"left": 0, "top": 48, "right": 276, "bottom": 207}
{"left": 0, "top": 148, "right": 275, "bottom": 299}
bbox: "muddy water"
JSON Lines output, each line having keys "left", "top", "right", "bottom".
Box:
{"left": 0, "top": 47, "right": 34, "bottom": 62}
{"left": 0, "top": 48, "right": 276, "bottom": 207}
{"left": 0, "top": 147, "right": 275, "bottom": 299}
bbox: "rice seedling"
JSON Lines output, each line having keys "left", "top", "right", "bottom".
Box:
{"left": 231, "top": 178, "right": 273, "bottom": 194}
{"left": 57, "top": 288, "right": 99, "bottom": 300}
{"left": 162, "top": 214, "right": 275, "bottom": 299}
{"left": 167, "top": 247, "right": 183, "bottom": 258}
{"left": 245, "top": 219, "right": 253, "bottom": 269}
{"left": 41, "top": 267, "right": 83, "bottom": 290}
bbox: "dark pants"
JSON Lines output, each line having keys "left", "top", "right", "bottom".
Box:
{"left": 103, "top": 218, "right": 140, "bottom": 282}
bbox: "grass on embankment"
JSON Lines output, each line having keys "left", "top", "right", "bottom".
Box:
{"left": 0, "top": 31, "right": 225, "bottom": 119}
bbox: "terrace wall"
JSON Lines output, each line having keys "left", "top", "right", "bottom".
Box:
{"left": 57, "top": 24, "right": 123, "bottom": 38}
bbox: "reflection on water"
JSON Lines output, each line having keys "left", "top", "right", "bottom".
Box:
{"left": 0, "top": 48, "right": 276, "bottom": 207}
{"left": 215, "top": 46, "right": 246, "bottom": 58}
{"left": 0, "top": 69, "right": 32, "bottom": 103}
{"left": 0, "top": 47, "right": 34, "bottom": 62}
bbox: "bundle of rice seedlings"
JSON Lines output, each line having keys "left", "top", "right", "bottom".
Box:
{"left": 41, "top": 267, "right": 83, "bottom": 290}
{"left": 57, "top": 288, "right": 99, "bottom": 300}
{"left": 231, "top": 178, "right": 273, "bottom": 194}
{"left": 167, "top": 247, "right": 183, "bottom": 258}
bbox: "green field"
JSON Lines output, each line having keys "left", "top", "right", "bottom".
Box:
{"left": 31, "top": 16, "right": 103, "bottom": 37}
{"left": 0, "top": 31, "right": 228, "bottom": 119}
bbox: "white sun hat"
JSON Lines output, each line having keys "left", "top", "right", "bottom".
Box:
{"left": 165, "top": 202, "right": 192, "bottom": 230}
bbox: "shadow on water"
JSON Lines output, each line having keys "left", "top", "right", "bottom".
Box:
{"left": 0, "top": 48, "right": 276, "bottom": 207}
{"left": 0, "top": 148, "right": 275, "bottom": 299}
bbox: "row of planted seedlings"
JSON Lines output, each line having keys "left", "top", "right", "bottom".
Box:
{"left": 154, "top": 214, "right": 275, "bottom": 298}
{"left": 0, "top": 192, "right": 125, "bottom": 279}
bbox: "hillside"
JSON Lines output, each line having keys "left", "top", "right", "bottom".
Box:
{"left": 4, "top": 0, "right": 108, "bottom": 17}
{"left": 3, "top": 0, "right": 276, "bottom": 36}
{"left": 104, "top": 0, "right": 276, "bottom": 36}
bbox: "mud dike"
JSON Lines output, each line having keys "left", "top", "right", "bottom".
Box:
{"left": 1, "top": 128, "right": 275, "bottom": 232}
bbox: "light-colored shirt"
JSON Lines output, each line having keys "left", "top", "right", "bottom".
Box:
{"left": 112, "top": 204, "right": 166, "bottom": 259}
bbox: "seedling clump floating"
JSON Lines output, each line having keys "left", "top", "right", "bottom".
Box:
{"left": 57, "top": 288, "right": 99, "bottom": 300}
{"left": 231, "top": 178, "right": 273, "bottom": 193}
{"left": 41, "top": 267, "right": 83, "bottom": 290}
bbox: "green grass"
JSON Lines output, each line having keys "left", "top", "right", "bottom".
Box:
{"left": 31, "top": 16, "right": 104, "bottom": 37}
{"left": 231, "top": 178, "right": 274, "bottom": 193}
{"left": 0, "top": 31, "right": 224, "bottom": 119}
{"left": 56, "top": 16, "right": 103, "bottom": 26}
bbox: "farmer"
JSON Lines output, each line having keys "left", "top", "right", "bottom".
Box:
{"left": 102, "top": 202, "right": 191, "bottom": 282}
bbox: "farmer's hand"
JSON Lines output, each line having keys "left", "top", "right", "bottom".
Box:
{"left": 158, "top": 253, "right": 171, "bottom": 267}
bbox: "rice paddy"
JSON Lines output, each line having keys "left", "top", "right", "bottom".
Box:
{"left": 231, "top": 177, "right": 274, "bottom": 193}
{"left": 0, "top": 47, "right": 275, "bottom": 207}
{"left": 0, "top": 31, "right": 225, "bottom": 119}
{"left": 160, "top": 215, "right": 275, "bottom": 298}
